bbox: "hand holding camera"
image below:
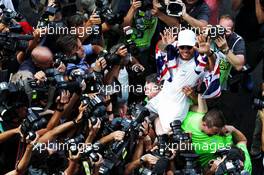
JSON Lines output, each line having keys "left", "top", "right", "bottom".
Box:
{"left": 116, "top": 45, "right": 128, "bottom": 58}
{"left": 89, "top": 9, "right": 102, "bottom": 25}
{"left": 110, "top": 130, "right": 125, "bottom": 141}
{"left": 56, "top": 90, "right": 71, "bottom": 111}
{"left": 131, "top": 0, "right": 142, "bottom": 11}
{"left": 141, "top": 154, "right": 159, "bottom": 165}
{"left": 215, "top": 36, "right": 229, "bottom": 54}
{"left": 94, "top": 57, "right": 107, "bottom": 72}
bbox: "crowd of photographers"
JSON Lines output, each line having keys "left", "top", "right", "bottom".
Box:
{"left": 0, "top": 0, "right": 263, "bottom": 174}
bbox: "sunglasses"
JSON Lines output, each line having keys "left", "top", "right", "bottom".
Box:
{"left": 179, "top": 46, "right": 193, "bottom": 50}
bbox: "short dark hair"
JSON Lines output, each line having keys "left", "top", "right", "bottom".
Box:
{"left": 146, "top": 73, "right": 159, "bottom": 86}
{"left": 66, "top": 14, "right": 85, "bottom": 28}
{"left": 202, "top": 108, "right": 226, "bottom": 128}
{"left": 219, "top": 14, "right": 235, "bottom": 23}
{"left": 56, "top": 34, "right": 78, "bottom": 55}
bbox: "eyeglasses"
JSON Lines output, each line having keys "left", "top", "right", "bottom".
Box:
{"left": 179, "top": 46, "right": 193, "bottom": 50}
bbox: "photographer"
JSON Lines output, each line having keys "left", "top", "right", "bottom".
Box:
{"left": 124, "top": 120, "right": 158, "bottom": 175}
{"left": 56, "top": 34, "right": 106, "bottom": 75}
{"left": 121, "top": 0, "right": 157, "bottom": 74}
{"left": 18, "top": 46, "right": 54, "bottom": 75}
{"left": 212, "top": 15, "right": 246, "bottom": 90}
{"left": 204, "top": 125, "right": 252, "bottom": 174}
{"left": 151, "top": 0, "right": 210, "bottom": 30}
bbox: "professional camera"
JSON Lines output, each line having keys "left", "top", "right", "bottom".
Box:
{"left": 81, "top": 92, "right": 108, "bottom": 126}
{"left": 95, "top": 0, "right": 123, "bottom": 25}
{"left": 99, "top": 107, "right": 148, "bottom": 175}
{"left": 0, "top": 4, "right": 23, "bottom": 26}
{"left": 53, "top": 53, "right": 81, "bottom": 67}
{"left": 253, "top": 98, "right": 264, "bottom": 110}
{"left": 65, "top": 134, "right": 85, "bottom": 155}
{"left": 45, "top": 68, "right": 81, "bottom": 92}
{"left": 138, "top": 167, "right": 157, "bottom": 175}
{"left": 207, "top": 25, "right": 226, "bottom": 40}
{"left": 165, "top": 0, "right": 185, "bottom": 17}
{"left": 0, "top": 32, "right": 33, "bottom": 61}
{"left": 174, "top": 153, "right": 199, "bottom": 175}
{"left": 123, "top": 26, "right": 139, "bottom": 56}
{"left": 214, "top": 147, "right": 248, "bottom": 175}
{"left": 170, "top": 120, "right": 191, "bottom": 143}
{"left": 97, "top": 49, "right": 121, "bottom": 68}
{"left": 81, "top": 143, "right": 101, "bottom": 162}
{"left": 139, "top": 0, "right": 153, "bottom": 11}
{"left": 20, "top": 108, "right": 48, "bottom": 141}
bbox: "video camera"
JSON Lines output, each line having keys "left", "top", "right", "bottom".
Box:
{"left": 0, "top": 4, "right": 23, "bottom": 32}
{"left": 0, "top": 32, "right": 33, "bottom": 61}
{"left": 20, "top": 108, "right": 48, "bottom": 141}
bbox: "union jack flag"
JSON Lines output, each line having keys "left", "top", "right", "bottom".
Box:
{"left": 155, "top": 43, "right": 221, "bottom": 99}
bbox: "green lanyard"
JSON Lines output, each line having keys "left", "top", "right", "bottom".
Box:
{"left": 82, "top": 161, "right": 91, "bottom": 175}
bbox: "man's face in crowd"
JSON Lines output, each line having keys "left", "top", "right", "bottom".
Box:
{"left": 178, "top": 45, "right": 195, "bottom": 60}
{"left": 145, "top": 82, "right": 160, "bottom": 100}
{"left": 219, "top": 18, "right": 234, "bottom": 37}
{"left": 201, "top": 121, "right": 221, "bottom": 136}
{"left": 75, "top": 38, "right": 85, "bottom": 58}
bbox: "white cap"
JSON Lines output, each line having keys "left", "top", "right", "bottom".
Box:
{"left": 177, "top": 30, "right": 196, "bottom": 47}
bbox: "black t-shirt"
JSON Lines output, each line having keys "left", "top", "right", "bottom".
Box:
{"left": 227, "top": 32, "right": 246, "bottom": 56}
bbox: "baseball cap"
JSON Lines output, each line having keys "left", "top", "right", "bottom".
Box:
{"left": 177, "top": 30, "right": 196, "bottom": 47}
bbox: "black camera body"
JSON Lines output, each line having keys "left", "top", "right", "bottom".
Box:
{"left": 45, "top": 68, "right": 81, "bottom": 93}
{"left": 0, "top": 33, "right": 33, "bottom": 60}
{"left": 65, "top": 134, "right": 85, "bottom": 155}
{"left": 214, "top": 147, "right": 246, "bottom": 175}
{"left": 95, "top": 0, "right": 123, "bottom": 25}
{"left": 0, "top": 5, "right": 23, "bottom": 25}
{"left": 170, "top": 120, "right": 191, "bottom": 143}
{"left": 98, "top": 50, "right": 122, "bottom": 68}
{"left": 20, "top": 108, "right": 48, "bottom": 140}
{"left": 54, "top": 53, "right": 81, "bottom": 67}
{"left": 207, "top": 25, "right": 226, "bottom": 40}
{"left": 253, "top": 98, "right": 264, "bottom": 110}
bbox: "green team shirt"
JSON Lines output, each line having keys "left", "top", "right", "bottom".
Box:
{"left": 236, "top": 143, "right": 252, "bottom": 174}
{"left": 181, "top": 111, "right": 233, "bottom": 167}
{"left": 211, "top": 43, "right": 232, "bottom": 90}
{"left": 130, "top": 10, "right": 158, "bottom": 48}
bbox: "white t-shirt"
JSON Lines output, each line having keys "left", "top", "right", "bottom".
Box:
{"left": 117, "top": 67, "right": 129, "bottom": 103}
{"left": 146, "top": 57, "right": 204, "bottom": 132}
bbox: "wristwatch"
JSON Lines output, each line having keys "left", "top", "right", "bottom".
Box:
{"left": 222, "top": 48, "right": 230, "bottom": 55}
